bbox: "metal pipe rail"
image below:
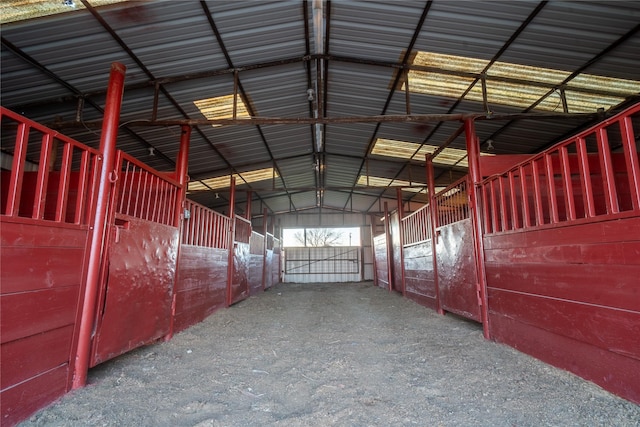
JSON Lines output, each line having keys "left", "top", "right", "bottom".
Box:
{"left": 182, "top": 199, "right": 231, "bottom": 249}
{"left": 1, "top": 106, "right": 100, "bottom": 225}
{"left": 480, "top": 102, "right": 640, "bottom": 234}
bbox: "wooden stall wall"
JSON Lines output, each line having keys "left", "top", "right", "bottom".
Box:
{"left": 478, "top": 103, "right": 640, "bottom": 404}
{"left": 0, "top": 108, "right": 100, "bottom": 425}
{"left": 174, "top": 200, "right": 231, "bottom": 333}
{"left": 434, "top": 178, "right": 482, "bottom": 322}
{"left": 401, "top": 203, "right": 437, "bottom": 309}
{"left": 90, "top": 151, "right": 181, "bottom": 366}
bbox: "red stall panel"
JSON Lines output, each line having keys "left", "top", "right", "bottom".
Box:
{"left": 0, "top": 108, "right": 99, "bottom": 425}
{"left": 479, "top": 103, "right": 640, "bottom": 404}
{"left": 173, "top": 200, "right": 230, "bottom": 333}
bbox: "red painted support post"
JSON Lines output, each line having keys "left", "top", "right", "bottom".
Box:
{"left": 464, "top": 118, "right": 490, "bottom": 339}
{"left": 73, "top": 62, "right": 126, "bottom": 389}
{"left": 396, "top": 187, "right": 406, "bottom": 296}
{"left": 226, "top": 176, "right": 236, "bottom": 307}
{"left": 166, "top": 125, "right": 191, "bottom": 341}
{"left": 245, "top": 190, "right": 252, "bottom": 220}
{"left": 384, "top": 202, "right": 393, "bottom": 292}
{"left": 426, "top": 155, "right": 444, "bottom": 315}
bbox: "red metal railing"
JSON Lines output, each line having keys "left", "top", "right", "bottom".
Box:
{"left": 480, "top": 103, "right": 640, "bottom": 234}
{"left": 1, "top": 107, "right": 100, "bottom": 225}
{"left": 113, "top": 150, "right": 181, "bottom": 226}
{"left": 436, "top": 176, "right": 470, "bottom": 227}
{"left": 234, "top": 214, "right": 252, "bottom": 244}
{"left": 401, "top": 202, "right": 432, "bottom": 246}
{"left": 182, "top": 199, "right": 231, "bottom": 249}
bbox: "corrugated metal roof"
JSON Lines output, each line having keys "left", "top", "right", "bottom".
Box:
{"left": 2, "top": 0, "right": 638, "bottom": 219}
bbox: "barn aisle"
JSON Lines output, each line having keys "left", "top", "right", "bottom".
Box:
{"left": 22, "top": 282, "right": 639, "bottom": 426}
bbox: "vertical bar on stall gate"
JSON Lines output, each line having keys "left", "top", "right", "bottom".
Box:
{"left": 619, "top": 116, "right": 640, "bottom": 211}
{"left": 519, "top": 165, "right": 531, "bottom": 228}
{"left": 544, "top": 153, "right": 559, "bottom": 224}
{"left": 576, "top": 137, "right": 595, "bottom": 218}
{"left": 55, "top": 142, "right": 73, "bottom": 222}
{"left": 6, "top": 122, "right": 30, "bottom": 217}
{"left": 596, "top": 127, "right": 619, "bottom": 214}
{"left": 226, "top": 176, "right": 236, "bottom": 307}
{"left": 464, "top": 118, "right": 490, "bottom": 340}
{"left": 74, "top": 150, "right": 91, "bottom": 225}
{"left": 33, "top": 133, "right": 53, "bottom": 220}
{"left": 74, "top": 62, "right": 126, "bottom": 389}
{"left": 531, "top": 159, "right": 544, "bottom": 226}
{"left": 560, "top": 145, "right": 576, "bottom": 221}
{"left": 245, "top": 190, "right": 252, "bottom": 221}
{"left": 396, "top": 188, "right": 406, "bottom": 296}
{"left": 498, "top": 176, "right": 508, "bottom": 231}
{"left": 384, "top": 202, "right": 393, "bottom": 292}
{"left": 426, "top": 155, "right": 443, "bottom": 314}
{"left": 508, "top": 171, "right": 520, "bottom": 230}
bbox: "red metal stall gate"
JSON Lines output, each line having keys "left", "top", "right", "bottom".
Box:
{"left": 90, "top": 150, "right": 182, "bottom": 366}
{"left": 228, "top": 214, "right": 251, "bottom": 305}
{"left": 476, "top": 103, "right": 640, "bottom": 404}
{"left": 434, "top": 177, "right": 482, "bottom": 322}
{"left": 401, "top": 201, "right": 436, "bottom": 309}
{"left": 0, "top": 108, "right": 100, "bottom": 424}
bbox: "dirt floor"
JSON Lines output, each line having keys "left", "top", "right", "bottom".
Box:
{"left": 22, "top": 282, "right": 640, "bottom": 426}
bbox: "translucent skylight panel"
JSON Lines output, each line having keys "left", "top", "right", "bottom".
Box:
{"left": 408, "top": 51, "right": 640, "bottom": 113}
{"left": 193, "top": 94, "right": 251, "bottom": 126}
{"left": 1, "top": 0, "right": 127, "bottom": 23}
{"left": 188, "top": 167, "right": 277, "bottom": 192}
{"left": 371, "top": 138, "right": 474, "bottom": 168}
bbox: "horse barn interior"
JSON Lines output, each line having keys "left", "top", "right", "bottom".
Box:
{"left": 1, "top": 0, "right": 639, "bottom": 424}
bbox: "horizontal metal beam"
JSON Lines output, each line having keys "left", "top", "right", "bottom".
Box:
{"left": 47, "top": 111, "right": 601, "bottom": 129}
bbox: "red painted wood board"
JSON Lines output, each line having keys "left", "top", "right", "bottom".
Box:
{"left": 90, "top": 217, "right": 179, "bottom": 366}
{"left": 489, "top": 313, "right": 640, "bottom": 404}
{"left": 0, "top": 219, "right": 88, "bottom": 247}
{"left": 1, "top": 364, "right": 68, "bottom": 426}
{"left": 483, "top": 215, "right": 640, "bottom": 250}
{"left": 0, "top": 286, "right": 80, "bottom": 344}
{"left": 1, "top": 246, "right": 86, "bottom": 294}
{"left": 488, "top": 289, "right": 640, "bottom": 359}
{"left": 1, "top": 325, "right": 73, "bottom": 390}
{"left": 485, "top": 263, "right": 639, "bottom": 312}
{"left": 436, "top": 219, "right": 482, "bottom": 322}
